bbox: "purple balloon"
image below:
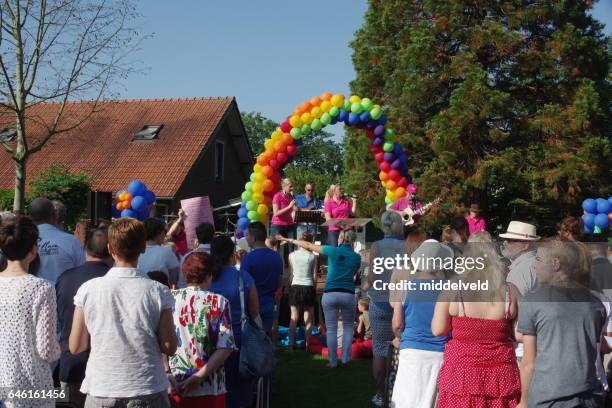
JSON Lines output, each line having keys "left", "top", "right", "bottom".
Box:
{"left": 373, "top": 137, "right": 383, "bottom": 146}
{"left": 374, "top": 125, "right": 385, "bottom": 137}
{"left": 366, "top": 121, "right": 376, "bottom": 130}
{"left": 391, "top": 159, "right": 402, "bottom": 169}
{"left": 383, "top": 152, "right": 395, "bottom": 162}
{"left": 235, "top": 229, "right": 245, "bottom": 239}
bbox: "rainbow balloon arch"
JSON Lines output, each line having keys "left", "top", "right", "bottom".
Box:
{"left": 235, "top": 92, "right": 414, "bottom": 237}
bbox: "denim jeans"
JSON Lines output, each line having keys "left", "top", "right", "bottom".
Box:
{"left": 321, "top": 291, "right": 357, "bottom": 366}
{"left": 327, "top": 230, "right": 340, "bottom": 247}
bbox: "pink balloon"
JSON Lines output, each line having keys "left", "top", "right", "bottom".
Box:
{"left": 379, "top": 161, "right": 391, "bottom": 172}
{"left": 388, "top": 170, "right": 400, "bottom": 181}
{"left": 286, "top": 144, "right": 297, "bottom": 156}
{"left": 280, "top": 121, "right": 292, "bottom": 133}
{"left": 269, "top": 159, "right": 279, "bottom": 170}
{"left": 277, "top": 152, "right": 288, "bottom": 163}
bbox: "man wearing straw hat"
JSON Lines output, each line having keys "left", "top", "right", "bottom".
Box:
{"left": 499, "top": 221, "right": 541, "bottom": 297}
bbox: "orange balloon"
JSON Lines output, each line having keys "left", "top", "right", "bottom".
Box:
{"left": 294, "top": 107, "right": 304, "bottom": 116}
{"left": 379, "top": 171, "right": 389, "bottom": 182}
{"left": 395, "top": 187, "right": 406, "bottom": 198}
{"left": 310, "top": 97, "right": 321, "bottom": 106}
{"left": 124, "top": 192, "right": 132, "bottom": 202}
{"left": 257, "top": 155, "right": 268, "bottom": 166}
{"left": 262, "top": 165, "right": 273, "bottom": 178}
{"left": 263, "top": 179, "right": 274, "bottom": 192}
{"left": 321, "top": 92, "right": 333, "bottom": 101}
{"left": 386, "top": 180, "right": 397, "bottom": 190}
{"left": 300, "top": 101, "right": 312, "bottom": 112}
{"left": 274, "top": 141, "right": 285, "bottom": 151}
{"left": 263, "top": 195, "right": 273, "bottom": 206}
{"left": 282, "top": 133, "right": 293, "bottom": 145}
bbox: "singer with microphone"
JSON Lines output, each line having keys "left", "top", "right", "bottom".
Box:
{"left": 271, "top": 178, "right": 297, "bottom": 241}
{"left": 323, "top": 184, "right": 357, "bottom": 247}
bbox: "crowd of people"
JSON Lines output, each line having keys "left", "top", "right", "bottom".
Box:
{"left": 1, "top": 188, "right": 612, "bottom": 408}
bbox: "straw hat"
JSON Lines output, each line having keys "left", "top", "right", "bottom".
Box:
{"left": 499, "top": 221, "right": 540, "bottom": 241}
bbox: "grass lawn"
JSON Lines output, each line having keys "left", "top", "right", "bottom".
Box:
{"left": 272, "top": 349, "right": 374, "bottom": 408}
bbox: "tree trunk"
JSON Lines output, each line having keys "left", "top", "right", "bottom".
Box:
{"left": 13, "top": 159, "right": 26, "bottom": 213}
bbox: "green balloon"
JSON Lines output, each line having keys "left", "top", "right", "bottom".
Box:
{"left": 351, "top": 102, "right": 364, "bottom": 114}
{"left": 245, "top": 181, "right": 253, "bottom": 191}
{"left": 290, "top": 127, "right": 301, "bottom": 139}
{"left": 385, "top": 128, "right": 394, "bottom": 138}
{"left": 383, "top": 142, "right": 394, "bottom": 152}
{"left": 241, "top": 191, "right": 251, "bottom": 201}
{"left": 320, "top": 112, "right": 331, "bottom": 125}
{"left": 385, "top": 196, "right": 393, "bottom": 205}
{"left": 343, "top": 100, "right": 351, "bottom": 110}
{"left": 250, "top": 173, "right": 258, "bottom": 182}
{"left": 246, "top": 201, "right": 257, "bottom": 211}
{"left": 329, "top": 106, "right": 339, "bottom": 117}
{"left": 361, "top": 98, "right": 373, "bottom": 111}
{"left": 370, "top": 108, "right": 382, "bottom": 120}
{"left": 247, "top": 210, "right": 259, "bottom": 221}
{"left": 301, "top": 124, "right": 311, "bottom": 135}
{"left": 311, "top": 118, "right": 322, "bottom": 131}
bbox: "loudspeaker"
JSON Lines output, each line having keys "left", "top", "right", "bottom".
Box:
{"left": 87, "top": 191, "right": 112, "bottom": 222}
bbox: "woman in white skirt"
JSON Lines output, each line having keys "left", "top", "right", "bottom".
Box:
{"left": 390, "top": 240, "right": 452, "bottom": 408}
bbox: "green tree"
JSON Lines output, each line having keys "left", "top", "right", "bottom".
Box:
{"left": 29, "top": 164, "right": 91, "bottom": 231}
{"left": 348, "top": 0, "right": 611, "bottom": 235}
{"left": 241, "top": 112, "right": 344, "bottom": 176}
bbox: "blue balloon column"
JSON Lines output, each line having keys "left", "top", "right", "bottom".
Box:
{"left": 581, "top": 197, "right": 612, "bottom": 234}
{"left": 112, "top": 180, "right": 156, "bottom": 221}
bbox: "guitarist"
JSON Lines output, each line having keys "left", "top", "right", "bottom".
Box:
{"left": 388, "top": 185, "right": 424, "bottom": 223}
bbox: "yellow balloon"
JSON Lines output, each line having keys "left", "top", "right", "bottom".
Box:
{"left": 257, "top": 204, "right": 269, "bottom": 216}
{"left": 252, "top": 192, "right": 264, "bottom": 204}
{"left": 320, "top": 100, "right": 331, "bottom": 113}
{"left": 386, "top": 190, "right": 396, "bottom": 201}
{"left": 311, "top": 106, "right": 322, "bottom": 119}
{"left": 252, "top": 183, "right": 264, "bottom": 194}
{"left": 330, "top": 94, "right": 344, "bottom": 108}
{"left": 271, "top": 131, "right": 282, "bottom": 141}
{"left": 255, "top": 172, "right": 265, "bottom": 182}
{"left": 264, "top": 139, "right": 273, "bottom": 149}
{"left": 289, "top": 115, "right": 302, "bottom": 128}
{"left": 300, "top": 112, "right": 313, "bottom": 125}
{"left": 253, "top": 164, "right": 262, "bottom": 173}
{"left": 349, "top": 95, "right": 362, "bottom": 104}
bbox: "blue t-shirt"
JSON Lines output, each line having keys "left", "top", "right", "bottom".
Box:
{"left": 400, "top": 278, "right": 449, "bottom": 352}
{"left": 209, "top": 266, "right": 255, "bottom": 340}
{"left": 295, "top": 194, "right": 322, "bottom": 210}
{"left": 240, "top": 248, "right": 283, "bottom": 308}
{"left": 322, "top": 244, "right": 361, "bottom": 293}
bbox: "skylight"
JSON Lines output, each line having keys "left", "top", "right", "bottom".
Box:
{"left": 133, "top": 125, "right": 163, "bottom": 141}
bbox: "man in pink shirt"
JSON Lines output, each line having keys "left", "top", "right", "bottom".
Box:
{"left": 465, "top": 203, "right": 486, "bottom": 234}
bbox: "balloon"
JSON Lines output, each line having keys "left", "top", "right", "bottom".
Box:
{"left": 238, "top": 217, "right": 250, "bottom": 230}
{"left": 582, "top": 213, "right": 595, "bottom": 228}
{"left": 257, "top": 204, "right": 269, "bottom": 216}
{"left": 395, "top": 187, "right": 406, "bottom": 198}
{"left": 383, "top": 142, "right": 394, "bottom": 152}
{"left": 252, "top": 192, "right": 264, "bottom": 203}
{"left": 311, "top": 118, "right": 322, "bottom": 131}
{"left": 374, "top": 125, "right": 385, "bottom": 137}
{"left": 301, "top": 124, "right": 311, "bottom": 135}
{"left": 370, "top": 108, "right": 382, "bottom": 120}
{"left": 123, "top": 192, "right": 133, "bottom": 203}
{"left": 144, "top": 190, "right": 156, "bottom": 204}
{"left": 343, "top": 100, "right": 351, "bottom": 110}
{"left": 289, "top": 115, "right": 302, "bottom": 128}
{"left": 277, "top": 152, "right": 288, "bottom": 163}
{"left": 245, "top": 181, "right": 253, "bottom": 191}
{"left": 388, "top": 170, "right": 400, "bottom": 181}
{"left": 300, "top": 101, "right": 312, "bottom": 112}
{"left": 582, "top": 198, "right": 597, "bottom": 214}
{"left": 286, "top": 144, "right": 297, "bottom": 155}
{"left": 121, "top": 209, "right": 137, "bottom": 218}
{"left": 349, "top": 95, "right": 361, "bottom": 104}
{"left": 310, "top": 97, "right": 321, "bottom": 107}
{"left": 329, "top": 106, "right": 340, "bottom": 117}
{"left": 391, "top": 159, "right": 401, "bottom": 169}
{"left": 383, "top": 152, "right": 395, "bottom": 162}
{"left": 320, "top": 100, "right": 331, "bottom": 113}
{"left": 290, "top": 127, "right": 302, "bottom": 139}
{"left": 300, "top": 112, "right": 312, "bottom": 125}
{"left": 274, "top": 141, "right": 285, "bottom": 151}
{"left": 264, "top": 139, "right": 273, "bottom": 150}
{"left": 397, "top": 178, "right": 408, "bottom": 188}
{"left": 330, "top": 94, "right": 344, "bottom": 108}
{"left": 321, "top": 92, "right": 333, "bottom": 101}
{"left": 262, "top": 165, "right": 273, "bottom": 177}
{"left": 247, "top": 210, "right": 259, "bottom": 221}
{"left": 263, "top": 179, "right": 274, "bottom": 192}
{"left": 250, "top": 173, "right": 258, "bottom": 182}
{"left": 253, "top": 163, "right": 262, "bottom": 173}
{"left": 596, "top": 198, "right": 611, "bottom": 214}
{"left": 246, "top": 200, "right": 257, "bottom": 211}
{"left": 311, "top": 106, "right": 322, "bottom": 119}
{"left": 257, "top": 155, "right": 268, "bottom": 166}
{"left": 386, "top": 180, "right": 397, "bottom": 190}
{"left": 131, "top": 196, "right": 147, "bottom": 212}
{"left": 359, "top": 111, "right": 371, "bottom": 123}
{"left": 241, "top": 191, "right": 252, "bottom": 201}
{"left": 374, "top": 152, "right": 384, "bottom": 162}
{"left": 378, "top": 114, "right": 388, "bottom": 125}
{"left": 280, "top": 121, "right": 291, "bottom": 133}
{"left": 238, "top": 207, "right": 247, "bottom": 218}
{"left": 116, "top": 202, "right": 124, "bottom": 211}
{"left": 584, "top": 224, "right": 594, "bottom": 234}
{"left": 337, "top": 109, "right": 348, "bottom": 122}
{"left": 348, "top": 112, "right": 360, "bottom": 126}
{"left": 594, "top": 213, "right": 609, "bottom": 229}
{"left": 269, "top": 159, "right": 279, "bottom": 170}
{"left": 252, "top": 183, "right": 263, "bottom": 194}
{"left": 350, "top": 102, "right": 364, "bottom": 114}
{"left": 115, "top": 189, "right": 126, "bottom": 199}
{"left": 385, "top": 197, "right": 393, "bottom": 205}
{"left": 361, "top": 98, "right": 373, "bottom": 111}
{"left": 380, "top": 161, "right": 391, "bottom": 172}
{"left": 127, "top": 180, "right": 146, "bottom": 197}
{"left": 379, "top": 171, "right": 389, "bottom": 181}
{"left": 320, "top": 112, "right": 331, "bottom": 125}
{"left": 386, "top": 190, "right": 396, "bottom": 200}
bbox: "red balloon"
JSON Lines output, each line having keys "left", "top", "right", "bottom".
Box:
{"left": 270, "top": 172, "right": 281, "bottom": 183}
{"left": 280, "top": 121, "right": 292, "bottom": 133}
{"left": 286, "top": 144, "right": 297, "bottom": 156}
{"left": 374, "top": 152, "right": 384, "bottom": 162}
{"left": 388, "top": 169, "right": 400, "bottom": 181}
{"left": 369, "top": 144, "right": 383, "bottom": 154}
{"left": 397, "top": 177, "right": 408, "bottom": 188}
{"left": 277, "top": 152, "right": 288, "bottom": 163}
{"left": 269, "top": 159, "right": 279, "bottom": 170}
{"left": 365, "top": 129, "right": 375, "bottom": 138}
{"left": 263, "top": 196, "right": 273, "bottom": 206}
{"left": 380, "top": 161, "right": 391, "bottom": 172}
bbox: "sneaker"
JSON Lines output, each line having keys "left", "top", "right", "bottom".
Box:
{"left": 371, "top": 394, "right": 383, "bottom": 407}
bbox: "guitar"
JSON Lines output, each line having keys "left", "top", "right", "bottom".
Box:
{"left": 403, "top": 196, "right": 442, "bottom": 226}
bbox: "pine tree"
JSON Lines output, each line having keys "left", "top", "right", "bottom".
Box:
{"left": 347, "top": 0, "right": 611, "bottom": 235}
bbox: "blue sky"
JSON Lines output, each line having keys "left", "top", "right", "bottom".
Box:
{"left": 125, "top": 1, "right": 611, "bottom": 137}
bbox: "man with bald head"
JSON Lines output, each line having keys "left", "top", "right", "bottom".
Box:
{"left": 30, "top": 197, "right": 85, "bottom": 283}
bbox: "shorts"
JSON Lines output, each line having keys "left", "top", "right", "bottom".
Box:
{"left": 289, "top": 285, "right": 316, "bottom": 307}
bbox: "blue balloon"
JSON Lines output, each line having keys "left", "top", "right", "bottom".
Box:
{"left": 237, "top": 217, "right": 250, "bottom": 230}
{"left": 594, "top": 213, "right": 610, "bottom": 229}
{"left": 596, "top": 198, "right": 611, "bottom": 214}
{"left": 144, "top": 189, "right": 156, "bottom": 205}
{"left": 393, "top": 143, "right": 402, "bottom": 154}
{"left": 378, "top": 115, "right": 388, "bottom": 125}
{"left": 127, "top": 180, "right": 146, "bottom": 197}
{"left": 121, "top": 209, "right": 138, "bottom": 218}
{"left": 359, "top": 111, "right": 371, "bottom": 123}
{"left": 337, "top": 109, "right": 348, "bottom": 122}
{"left": 366, "top": 121, "right": 376, "bottom": 130}
{"left": 348, "top": 112, "right": 360, "bottom": 126}
{"left": 582, "top": 213, "right": 596, "bottom": 228}
{"left": 584, "top": 224, "right": 594, "bottom": 234}
{"left": 237, "top": 207, "right": 248, "bottom": 218}
{"left": 582, "top": 198, "right": 597, "bottom": 214}
{"left": 131, "top": 195, "right": 147, "bottom": 212}
{"left": 111, "top": 207, "right": 121, "bottom": 218}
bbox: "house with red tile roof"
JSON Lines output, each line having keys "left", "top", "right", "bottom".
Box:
{"left": 0, "top": 97, "right": 254, "bottom": 224}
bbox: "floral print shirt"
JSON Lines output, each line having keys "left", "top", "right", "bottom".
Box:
{"left": 170, "top": 287, "right": 237, "bottom": 396}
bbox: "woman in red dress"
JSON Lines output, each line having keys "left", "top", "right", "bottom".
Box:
{"left": 431, "top": 243, "right": 521, "bottom": 408}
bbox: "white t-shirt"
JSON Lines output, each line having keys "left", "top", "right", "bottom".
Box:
{"left": 137, "top": 244, "right": 180, "bottom": 279}
{"left": 74, "top": 267, "right": 174, "bottom": 398}
{"left": 37, "top": 224, "right": 85, "bottom": 284}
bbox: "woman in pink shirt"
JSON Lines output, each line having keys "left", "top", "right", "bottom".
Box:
{"left": 271, "top": 178, "right": 297, "bottom": 239}
{"left": 323, "top": 184, "right": 357, "bottom": 246}
{"left": 465, "top": 204, "right": 486, "bottom": 235}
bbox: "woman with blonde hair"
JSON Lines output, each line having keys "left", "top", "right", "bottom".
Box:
{"left": 323, "top": 184, "right": 356, "bottom": 247}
